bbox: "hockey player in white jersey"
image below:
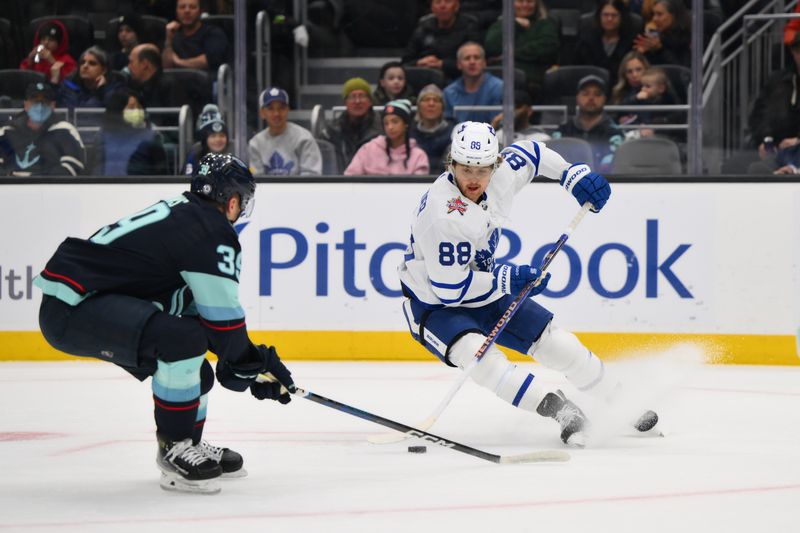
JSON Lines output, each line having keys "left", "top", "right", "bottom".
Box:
{"left": 399, "top": 121, "right": 657, "bottom": 446}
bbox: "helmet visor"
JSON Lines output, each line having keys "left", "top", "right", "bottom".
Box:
{"left": 241, "top": 194, "right": 255, "bottom": 218}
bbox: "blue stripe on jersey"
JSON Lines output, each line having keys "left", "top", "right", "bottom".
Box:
{"left": 168, "top": 287, "right": 179, "bottom": 315}
{"left": 400, "top": 283, "right": 445, "bottom": 310}
{"left": 461, "top": 273, "right": 498, "bottom": 305}
{"left": 195, "top": 303, "right": 245, "bottom": 321}
{"left": 177, "top": 285, "right": 187, "bottom": 314}
{"left": 509, "top": 142, "right": 541, "bottom": 169}
{"left": 404, "top": 234, "right": 416, "bottom": 262}
{"left": 512, "top": 373, "right": 535, "bottom": 407}
{"left": 33, "top": 276, "right": 92, "bottom": 306}
{"left": 431, "top": 270, "right": 473, "bottom": 304}
{"left": 181, "top": 271, "right": 243, "bottom": 320}
{"left": 430, "top": 271, "right": 472, "bottom": 289}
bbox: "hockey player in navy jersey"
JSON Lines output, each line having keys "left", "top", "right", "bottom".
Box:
{"left": 399, "top": 121, "right": 657, "bottom": 446}
{"left": 34, "top": 153, "right": 293, "bottom": 494}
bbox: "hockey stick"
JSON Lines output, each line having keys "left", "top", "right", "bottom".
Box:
{"left": 258, "top": 374, "right": 570, "bottom": 464}
{"left": 368, "top": 201, "right": 593, "bottom": 445}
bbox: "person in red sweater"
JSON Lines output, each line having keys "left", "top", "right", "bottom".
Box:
{"left": 20, "top": 20, "right": 76, "bottom": 84}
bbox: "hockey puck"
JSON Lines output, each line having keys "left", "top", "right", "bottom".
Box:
{"left": 407, "top": 445, "right": 427, "bottom": 454}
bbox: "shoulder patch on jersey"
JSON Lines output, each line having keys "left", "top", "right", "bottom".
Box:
{"left": 446, "top": 196, "right": 468, "bottom": 216}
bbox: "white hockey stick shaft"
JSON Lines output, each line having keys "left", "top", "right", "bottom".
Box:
{"left": 369, "top": 202, "right": 592, "bottom": 444}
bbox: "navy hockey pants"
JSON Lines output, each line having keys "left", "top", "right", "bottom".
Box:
{"left": 39, "top": 294, "right": 208, "bottom": 381}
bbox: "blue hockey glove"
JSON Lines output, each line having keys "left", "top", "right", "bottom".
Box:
{"left": 249, "top": 345, "right": 294, "bottom": 404}
{"left": 560, "top": 164, "right": 611, "bottom": 212}
{"left": 497, "top": 264, "right": 551, "bottom": 296}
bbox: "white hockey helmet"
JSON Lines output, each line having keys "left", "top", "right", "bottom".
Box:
{"left": 449, "top": 121, "right": 500, "bottom": 167}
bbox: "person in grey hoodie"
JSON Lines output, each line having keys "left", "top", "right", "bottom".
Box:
{"left": 248, "top": 87, "right": 322, "bottom": 176}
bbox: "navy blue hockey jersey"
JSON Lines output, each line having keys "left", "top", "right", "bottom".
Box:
{"left": 34, "top": 192, "right": 252, "bottom": 364}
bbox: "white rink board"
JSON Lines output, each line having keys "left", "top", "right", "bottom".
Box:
{"left": 1, "top": 182, "right": 798, "bottom": 336}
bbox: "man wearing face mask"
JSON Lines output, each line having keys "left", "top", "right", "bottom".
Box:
{"left": 0, "top": 82, "right": 85, "bottom": 176}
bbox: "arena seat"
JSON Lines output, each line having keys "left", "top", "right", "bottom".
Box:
{"left": 611, "top": 137, "right": 682, "bottom": 175}
{"left": 545, "top": 137, "right": 596, "bottom": 168}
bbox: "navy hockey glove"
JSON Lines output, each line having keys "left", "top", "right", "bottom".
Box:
{"left": 497, "top": 264, "right": 551, "bottom": 296}
{"left": 216, "top": 357, "right": 263, "bottom": 392}
{"left": 560, "top": 164, "right": 611, "bottom": 212}
{"left": 249, "top": 345, "right": 294, "bottom": 404}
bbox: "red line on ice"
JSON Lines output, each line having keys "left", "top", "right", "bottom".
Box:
{"left": 3, "top": 483, "right": 799, "bottom": 528}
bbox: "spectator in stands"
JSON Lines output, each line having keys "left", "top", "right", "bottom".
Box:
{"left": 749, "top": 33, "right": 800, "bottom": 157}
{"left": 623, "top": 66, "right": 683, "bottom": 141}
{"left": 402, "top": 0, "right": 483, "bottom": 81}
{"left": 0, "top": 82, "right": 85, "bottom": 176}
{"left": 111, "top": 14, "right": 144, "bottom": 72}
{"left": 182, "top": 103, "right": 230, "bottom": 175}
{"left": 163, "top": 0, "right": 230, "bottom": 72}
{"left": 128, "top": 43, "right": 187, "bottom": 111}
{"left": 573, "top": 0, "right": 639, "bottom": 89}
{"left": 249, "top": 87, "right": 322, "bottom": 176}
{"left": 373, "top": 62, "right": 417, "bottom": 105}
{"left": 491, "top": 89, "right": 551, "bottom": 146}
{"left": 611, "top": 51, "right": 650, "bottom": 104}
{"left": 444, "top": 42, "right": 504, "bottom": 123}
{"left": 345, "top": 99, "right": 429, "bottom": 176}
{"left": 20, "top": 20, "right": 77, "bottom": 84}
{"left": 770, "top": 140, "right": 800, "bottom": 173}
{"left": 633, "top": 0, "right": 691, "bottom": 67}
{"left": 784, "top": 3, "right": 800, "bottom": 48}
{"left": 92, "top": 88, "right": 168, "bottom": 176}
{"left": 57, "top": 47, "right": 124, "bottom": 109}
{"left": 611, "top": 51, "right": 650, "bottom": 124}
{"left": 320, "top": 77, "right": 383, "bottom": 172}
{"left": 460, "top": 0, "right": 502, "bottom": 32}
{"left": 551, "top": 75, "right": 624, "bottom": 172}
{"left": 484, "top": 0, "right": 559, "bottom": 100}
{"left": 410, "top": 84, "right": 456, "bottom": 175}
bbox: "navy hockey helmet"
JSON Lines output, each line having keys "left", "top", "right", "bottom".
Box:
{"left": 191, "top": 153, "right": 256, "bottom": 219}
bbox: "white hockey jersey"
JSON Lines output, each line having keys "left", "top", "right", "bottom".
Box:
{"left": 399, "top": 140, "right": 572, "bottom": 308}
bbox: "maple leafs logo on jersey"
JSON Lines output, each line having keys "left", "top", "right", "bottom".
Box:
{"left": 474, "top": 229, "right": 499, "bottom": 272}
{"left": 446, "top": 196, "right": 468, "bottom": 215}
{"left": 266, "top": 152, "right": 295, "bottom": 175}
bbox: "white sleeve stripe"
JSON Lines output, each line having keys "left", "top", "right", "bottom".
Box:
{"left": 49, "top": 121, "right": 85, "bottom": 148}
{"left": 61, "top": 155, "right": 84, "bottom": 168}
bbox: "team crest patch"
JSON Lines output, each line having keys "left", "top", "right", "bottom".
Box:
{"left": 447, "top": 196, "right": 468, "bottom": 215}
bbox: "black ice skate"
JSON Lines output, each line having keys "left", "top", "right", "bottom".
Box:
{"left": 199, "top": 440, "right": 247, "bottom": 478}
{"left": 156, "top": 434, "right": 222, "bottom": 494}
{"left": 536, "top": 390, "right": 588, "bottom": 447}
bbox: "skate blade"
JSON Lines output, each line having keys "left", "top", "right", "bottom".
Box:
{"left": 159, "top": 472, "right": 221, "bottom": 494}
{"left": 221, "top": 468, "right": 248, "bottom": 479}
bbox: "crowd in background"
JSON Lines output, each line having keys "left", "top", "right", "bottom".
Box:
{"left": 1, "top": 0, "right": 796, "bottom": 176}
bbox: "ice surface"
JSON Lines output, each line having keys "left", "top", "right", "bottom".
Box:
{"left": 1, "top": 355, "right": 798, "bottom": 532}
